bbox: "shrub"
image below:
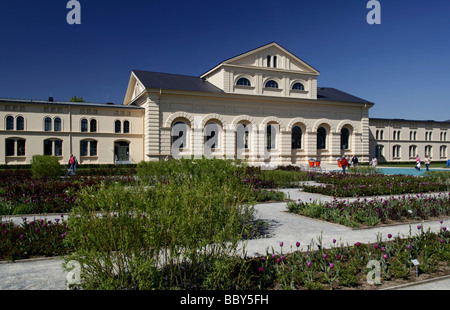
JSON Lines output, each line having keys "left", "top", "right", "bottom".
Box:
{"left": 65, "top": 159, "right": 257, "bottom": 289}
{"left": 31, "top": 155, "right": 62, "bottom": 179}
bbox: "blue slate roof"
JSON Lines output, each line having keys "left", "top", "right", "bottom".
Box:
{"left": 133, "top": 70, "right": 374, "bottom": 105}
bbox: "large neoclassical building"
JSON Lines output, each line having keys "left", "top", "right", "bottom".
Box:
{"left": 1, "top": 42, "right": 448, "bottom": 166}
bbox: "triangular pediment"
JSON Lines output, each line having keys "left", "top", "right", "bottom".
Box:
{"left": 123, "top": 71, "right": 145, "bottom": 105}
{"left": 201, "top": 42, "right": 320, "bottom": 78}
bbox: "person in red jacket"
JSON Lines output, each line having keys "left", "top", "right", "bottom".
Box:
{"left": 68, "top": 154, "right": 74, "bottom": 170}
{"left": 341, "top": 156, "right": 349, "bottom": 173}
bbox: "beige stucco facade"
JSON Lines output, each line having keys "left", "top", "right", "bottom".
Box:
{"left": 124, "top": 43, "right": 373, "bottom": 166}
{"left": 1, "top": 43, "right": 448, "bottom": 166}
{"left": 369, "top": 118, "right": 449, "bottom": 163}
{"left": 0, "top": 99, "right": 144, "bottom": 165}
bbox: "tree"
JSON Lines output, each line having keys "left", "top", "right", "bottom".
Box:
{"left": 70, "top": 96, "right": 85, "bottom": 102}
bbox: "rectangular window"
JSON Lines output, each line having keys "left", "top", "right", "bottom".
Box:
{"left": 44, "top": 140, "right": 53, "bottom": 155}
{"left": 90, "top": 140, "right": 98, "bottom": 156}
{"left": 54, "top": 140, "right": 62, "bottom": 156}
{"left": 17, "top": 139, "right": 25, "bottom": 156}
{"left": 6, "top": 139, "right": 15, "bottom": 156}
{"left": 80, "top": 141, "right": 88, "bottom": 156}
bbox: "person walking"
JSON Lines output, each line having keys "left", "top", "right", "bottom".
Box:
{"left": 371, "top": 157, "right": 378, "bottom": 167}
{"left": 415, "top": 155, "right": 421, "bottom": 171}
{"left": 424, "top": 156, "right": 430, "bottom": 171}
{"left": 341, "top": 155, "right": 349, "bottom": 173}
{"left": 73, "top": 156, "right": 78, "bottom": 172}
{"left": 68, "top": 154, "right": 74, "bottom": 170}
{"left": 351, "top": 155, "right": 359, "bottom": 167}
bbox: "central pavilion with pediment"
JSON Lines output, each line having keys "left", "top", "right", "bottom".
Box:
{"left": 123, "top": 42, "right": 374, "bottom": 166}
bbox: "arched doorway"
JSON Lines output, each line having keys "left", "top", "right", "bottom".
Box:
{"left": 114, "top": 141, "right": 130, "bottom": 163}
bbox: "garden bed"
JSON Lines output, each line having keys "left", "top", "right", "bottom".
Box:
{"left": 302, "top": 172, "right": 449, "bottom": 197}
{"left": 1, "top": 159, "right": 449, "bottom": 290}
{"left": 287, "top": 192, "right": 450, "bottom": 228}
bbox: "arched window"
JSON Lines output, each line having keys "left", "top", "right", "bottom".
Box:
{"left": 341, "top": 127, "right": 350, "bottom": 150}
{"left": 317, "top": 127, "right": 327, "bottom": 150}
{"left": 273, "top": 56, "right": 277, "bottom": 68}
{"left": 44, "top": 139, "right": 62, "bottom": 156}
{"left": 17, "top": 139, "right": 25, "bottom": 156}
{"left": 409, "top": 145, "right": 417, "bottom": 158}
{"left": 292, "top": 83, "right": 305, "bottom": 90}
{"left": 6, "top": 116, "right": 14, "bottom": 130}
{"left": 123, "top": 120, "right": 130, "bottom": 133}
{"left": 80, "top": 140, "right": 88, "bottom": 157}
{"left": 54, "top": 140, "right": 62, "bottom": 156}
{"left": 205, "top": 121, "right": 219, "bottom": 149}
{"left": 54, "top": 117, "right": 61, "bottom": 132}
{"left": 236, "top": 123, "right": 249, "bottom": 150}
{"left": 6, "top": 138, "right": 25, "bottom": 156}
{"left": 425, "top": 145, "right": 432, "bottom": 157}
{"left": 5, "top": 139, "right": 15, "bottom": 156}
{"left": 236, "top": 78, "right": 251, "bottom": 86}
{"left": 440, "top": 145, "right": 447, "bottom": 158}
{"left": 81, "top": 118, "right": 88, "bottom": 132}
{"left": 171, "top": 121, "right": 187, "bottom": 149}
{"left": 376, "top": 145, "right": 384, "bottom": 158}
{"left": 115, "top": 120, "right": 121, "bottom": 133}
{"left": 90, "top": 119, "right": 97, "bottom": 132}
{"left": 114, "top": 141, "right": 130, "bottom": 162}
{"left": 16, "top": 116, "right": 24, "bottom": 131}
{"left": 44, "top": 117, "right": 52, "bottom": 131}
{"left": 292, "top": 126, "right": 302, "bottom": 149}
{"left": 266, "top": 124, "right": 277, "bottom": 150}
{"left": 80, "top": 140, "right": 98, "bottom": 156}
{"left": 393, "top": 145, "right": 401, "bottom": 158}
{"left": 265, "top": 80, "right": 278, "bottom": 89}
{"left": 267, "top": 55, "right": 271, "bottom": 67}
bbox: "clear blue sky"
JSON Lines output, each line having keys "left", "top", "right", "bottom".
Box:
{"left": 1, "top": 0, "right": 449, "bottom": 121}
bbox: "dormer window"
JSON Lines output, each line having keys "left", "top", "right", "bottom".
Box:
{"left": 236, "top": 78, "right": 251, "bottom": 86}
{"left": 292, "top": 82, "right": 305, "bottom": 90}
{"left": 265, "top": 80, "right": 279, "bottom": 89}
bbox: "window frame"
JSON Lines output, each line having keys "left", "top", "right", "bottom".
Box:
{"left": 264, "top": 80, "right": 279, "bottom": 89}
